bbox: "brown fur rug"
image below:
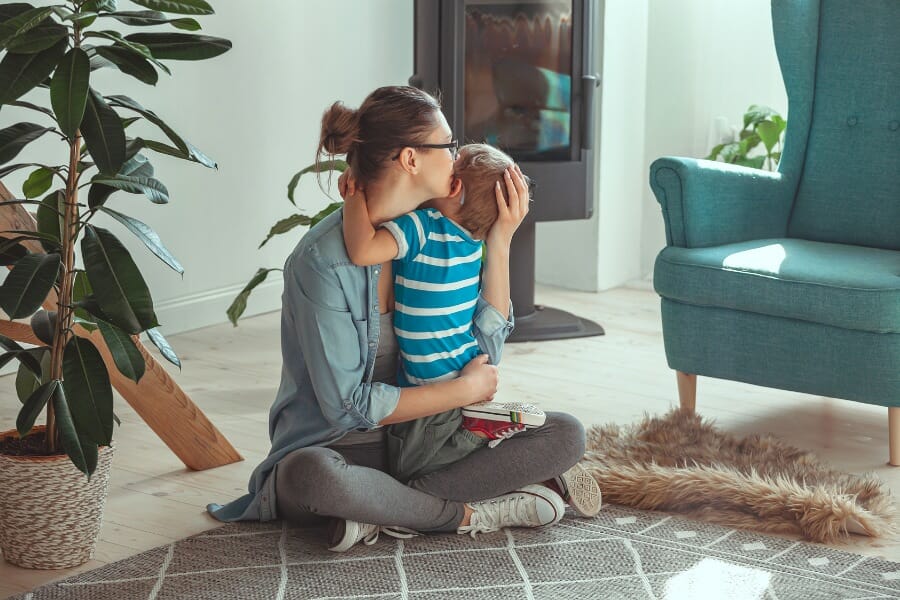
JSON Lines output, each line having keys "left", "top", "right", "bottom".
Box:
{"left": 581, "top": 409, "right": 896, "bottom": 543}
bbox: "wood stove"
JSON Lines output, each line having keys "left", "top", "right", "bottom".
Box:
{"left": 411, "top": 0, "right": 605, "bottom": 342}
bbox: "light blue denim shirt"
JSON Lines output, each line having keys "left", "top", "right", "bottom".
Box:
{"left": 208, "top": 209, "right": 514, "bottom": 521}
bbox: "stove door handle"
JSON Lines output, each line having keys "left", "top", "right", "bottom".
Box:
{"left": 581, "top": 74, "right": 601, "bottom": 151}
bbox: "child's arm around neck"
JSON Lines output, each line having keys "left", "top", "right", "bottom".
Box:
{"left": 342, "top": 190, "right": 400, "bottom": 267}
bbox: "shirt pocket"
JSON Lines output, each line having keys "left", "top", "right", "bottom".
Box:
{"left": 387, "top": 409, "right": 470, "bottom": 482}
{"left": 424, "top": 409, "right": 464, "bottom": 452}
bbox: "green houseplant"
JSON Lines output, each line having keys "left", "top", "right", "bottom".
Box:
{"left": 226, "top": 160, "right": 346, "bottom": 325}
{"left": 0, "top": 0, "right": 230, "bottom": 569}
{"left": 706, "top": 104, "right": 786, "bottom": 171}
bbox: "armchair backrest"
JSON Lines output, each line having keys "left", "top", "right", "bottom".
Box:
{"left": 774, "top": 0, "right": 900, "bottom": 250}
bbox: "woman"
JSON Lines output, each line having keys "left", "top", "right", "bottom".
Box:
{"left": 208, "top": 86, "right": 599, "bottom": 551}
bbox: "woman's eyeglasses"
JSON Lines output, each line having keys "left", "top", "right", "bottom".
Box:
{"left": 392, "top": 139, "right": 459, "bottom": 161}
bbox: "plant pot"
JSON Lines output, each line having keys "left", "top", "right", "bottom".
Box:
{"left": 0, "top": 426, "right": 114, "bottom": 569}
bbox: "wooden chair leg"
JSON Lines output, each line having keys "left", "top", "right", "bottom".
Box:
{"left": 890, "top": 407, "right": 900, "bottom": 466}
{"left": 677, "top": 371, "right": 697, "bottom": 413}
{"left": 0, "top": 318, "right": 243, "bottom": 472}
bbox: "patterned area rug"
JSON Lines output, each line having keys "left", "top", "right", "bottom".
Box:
{"left": 12, "top": 505, "right": 900, "bottom": 600}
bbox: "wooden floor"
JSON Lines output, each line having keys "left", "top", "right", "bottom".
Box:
{"left": 1, "top": 285, "right": 898, "bottom": 598}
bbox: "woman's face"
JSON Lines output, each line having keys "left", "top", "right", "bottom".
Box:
{"left": 367, "top": 111, "right": 457, "bottom": 223}
{"left": 413, "top": 111, "right": 456, "bottom": 200}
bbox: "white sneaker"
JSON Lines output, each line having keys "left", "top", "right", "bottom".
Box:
{"left": 457, "top": 484, "right": 565, "bottom": 537}
{"left": 461, "top": 401, "right": 546, "bottom": 428}
{"left": 328, "top": 519, "right": 419, "bottom": 552}
{"left": 553, "top": 464, "right": 602, "bottom": 518}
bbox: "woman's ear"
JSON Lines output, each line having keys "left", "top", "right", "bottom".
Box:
{"left": 397, "top": 148, "right": 419, "bottom": 174}
{"left": 448, "top": 176, "right": 463, "bottom": 199}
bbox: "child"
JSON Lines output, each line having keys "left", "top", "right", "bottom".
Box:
{"left": 342, "top": 143, "right": 543, "bottom": 481}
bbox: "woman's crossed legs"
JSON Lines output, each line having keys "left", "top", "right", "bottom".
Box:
{"left": 274, "top": 411, "right": 586, "bottom": 534}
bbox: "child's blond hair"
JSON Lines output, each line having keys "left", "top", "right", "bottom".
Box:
{"left": 454, "top": 144, "right": 530, "bottom": 239}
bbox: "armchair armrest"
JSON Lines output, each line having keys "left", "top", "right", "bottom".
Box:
{"left": 649, "top": 157, "right": 795, "bottom": 248}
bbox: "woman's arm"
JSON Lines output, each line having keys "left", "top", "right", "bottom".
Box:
{"left": 481, "top": 243, "right": 511, "bottom": 320}
{"left": 378, "top": 355, "right": 498, "bottom": 425}
{"left": 289, "top": 250, "right": 399, "bottom": 429}
{"left": 482, "top": 165, "right": 530, "bottom": 319}
{"left": 342, "top": 191, "right": 400, "bottom": 266}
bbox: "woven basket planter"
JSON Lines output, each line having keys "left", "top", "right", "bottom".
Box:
{"left": 0, "top": 427, "right": 115, "bottom": 569}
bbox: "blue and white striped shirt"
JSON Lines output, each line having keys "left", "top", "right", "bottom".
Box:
{"left": 383, "top": 209, "right": 484, "bottom": 387}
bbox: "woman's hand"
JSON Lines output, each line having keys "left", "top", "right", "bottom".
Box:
{"left": 486, "top": 164, "right": 530, "bottom": 249}
{"left": 460, "top": 354, "right": 499, "bottom": 403}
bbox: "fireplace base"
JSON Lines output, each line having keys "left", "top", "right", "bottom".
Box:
{"left": 506, "top": 220, "right": 604, "bottom": 343}
{"left": 508, "top": 304, "right": 604, "bottom": 343}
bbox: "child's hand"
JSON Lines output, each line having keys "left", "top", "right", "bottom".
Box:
{"left": 338, "top": 169, "right": 362, "bottom": 199}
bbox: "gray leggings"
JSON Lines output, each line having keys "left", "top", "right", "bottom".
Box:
{"left": 274, "top": 411, "right": 586, "bottom": 533}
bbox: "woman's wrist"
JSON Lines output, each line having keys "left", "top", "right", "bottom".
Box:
{"left": 485, "top": 237, "right": 511, "bottom": 258}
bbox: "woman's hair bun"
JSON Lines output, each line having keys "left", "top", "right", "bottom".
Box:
{"left": 319, "top": 102, "right": 361, "bottom": 156}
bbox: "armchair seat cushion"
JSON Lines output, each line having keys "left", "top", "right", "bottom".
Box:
{"left": 654, "top": 238, "right": 900, "bottom": 334}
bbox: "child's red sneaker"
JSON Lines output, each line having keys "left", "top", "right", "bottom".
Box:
{"left": 462, "top": 416, "right": 527, "bottom": 448}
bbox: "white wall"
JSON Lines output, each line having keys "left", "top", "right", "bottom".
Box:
{"left": 536, "top": 0, "right": 788, "bottom": 291}
{"left": 639, "top": 0, "right": 788, "bottom": 279}
{"left": 535, "top": 0, "right": 649, "bottom": 292}
{"left": 3, "top": 0, "right": 413, "bottom": 338}
{"left": 595, "top": 0, "right": 649, "bottom": 290}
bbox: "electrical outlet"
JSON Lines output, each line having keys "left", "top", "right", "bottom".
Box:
{"left": 707, "top": 116, "right": 736, "bottom": 149}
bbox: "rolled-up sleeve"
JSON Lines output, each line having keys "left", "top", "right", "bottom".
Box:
{"left": 472, "top": 294, "right": 514, "bottom": 365}
{"left": 286, "top": 251, "right": 400, "bottom": 430}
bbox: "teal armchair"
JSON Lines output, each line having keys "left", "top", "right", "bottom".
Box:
{"left": 649, "top": 0, "right": 900, "bottom": 463}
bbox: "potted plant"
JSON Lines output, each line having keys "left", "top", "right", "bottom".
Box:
{"left": 706, "top": 104, "right": 786, "bottom": 171}
{"left": 226, "top": 159, "right": 346, "bottom": 325}
{"left": 0, "top": 0, "right": 230, "bottom": 569}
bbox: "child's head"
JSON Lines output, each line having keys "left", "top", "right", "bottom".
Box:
{"left": 452, "top": 144, "right": 529, "bottom": 239}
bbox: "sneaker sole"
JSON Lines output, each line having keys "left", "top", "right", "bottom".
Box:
{"left": 327, "top": 519, "right": 354, "bottom": 552}
{"left": 461, "top": 407, "right": 546, "bottom": 427}
{"left": 558, "top": 465, "right": 602, "bottom": 518}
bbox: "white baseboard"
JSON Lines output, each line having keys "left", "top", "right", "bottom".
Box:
{"left": 0, "top": 360, "right": 16, "bottom": 378}
{"left": 624, "top": 271, "right": 655, "bottom": 292}
{"left": 152, "top": 279, "right": 284, "bottom": 337}
{"left": 0, "top": 279, "right": 284, "bottom": 379}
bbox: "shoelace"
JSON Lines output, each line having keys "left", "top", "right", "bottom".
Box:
{"left": 361, "top": 524, "right": 420, "bottom": 546}
{"left": 458, "top": 492, "right": 531, "bottom": 538}
{"left": 487, "top": 425, "right": 526, "bottom": 449}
